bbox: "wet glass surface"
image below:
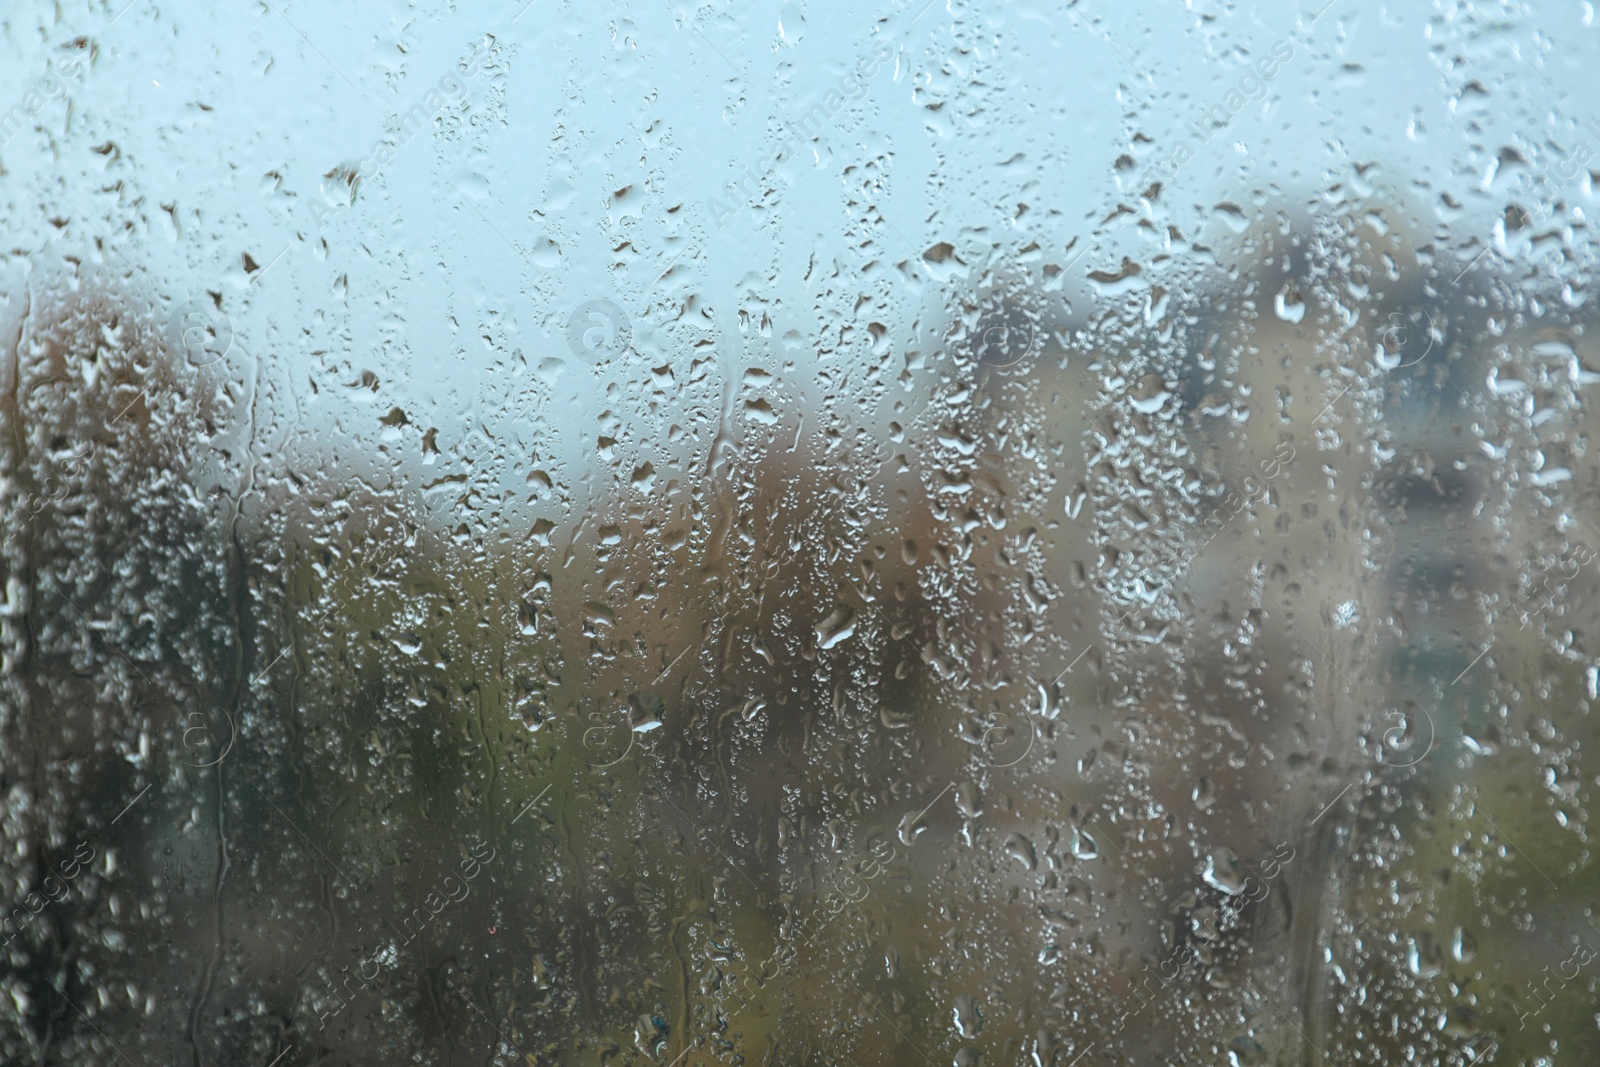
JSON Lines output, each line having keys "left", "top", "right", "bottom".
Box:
{"left": 1, "top": 0, "right": 1600, "bottom": 1064}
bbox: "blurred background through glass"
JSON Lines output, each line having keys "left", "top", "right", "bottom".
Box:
{"left": 0, "top": 0, "right": 1597, "bottom": 1064}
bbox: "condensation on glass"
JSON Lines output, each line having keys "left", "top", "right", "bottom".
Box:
{"left": 0, "top": 1, "right": 1595, "bottom": 1065}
